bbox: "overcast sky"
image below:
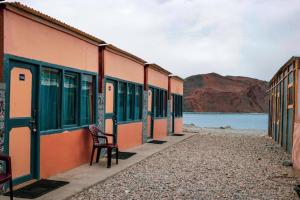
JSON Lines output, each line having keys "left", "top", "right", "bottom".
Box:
{"left": 11, "top": 0, "right": 300, "bottom": 81}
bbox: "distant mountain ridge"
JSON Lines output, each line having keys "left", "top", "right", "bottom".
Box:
{"left": 183, "top": 73, "right": 268, "bottom": 113}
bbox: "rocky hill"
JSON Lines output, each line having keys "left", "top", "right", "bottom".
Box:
{"left": 184, "top": 73, "right": 269, "bottom": 113}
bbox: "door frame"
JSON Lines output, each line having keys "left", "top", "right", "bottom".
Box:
{"left": 4, "top": 57, "right": 40, "bottom": 185}
{"left": 149, "top": 87, "right": 155, "bottom": 139}
{"left": 104, "top": 79, "right": 118, "bottom": 144}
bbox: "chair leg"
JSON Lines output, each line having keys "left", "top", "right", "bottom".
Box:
{"left": 9, "top": 178, "right": 13, "bottom": 200}
{"left": 116, "top": 148, "right": 119, "bottom": 165}
{"left": 90, "top": 146, "right": 95, "bottom": 166}
{"left": 107, "top": 147, "right": 112, "bottom": 168}
{"left": 96, "top": 147, "right": 101, "bottom": 163}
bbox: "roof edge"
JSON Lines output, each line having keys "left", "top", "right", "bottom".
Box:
{"left": 169, "top": 75, "right": 184, "bottom": 82}
{"left": 270, "top": 56, "right": 300, "bottom": 83}
{"left": 101, "top": 44, "right": 147, "bottom": 65}
{"left": 145, "top": 63, "right": 171, "bottom": 75}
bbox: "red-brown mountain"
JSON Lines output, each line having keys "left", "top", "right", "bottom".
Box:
{"left": 184, "top": 73, "right": 268, "bottom": 113}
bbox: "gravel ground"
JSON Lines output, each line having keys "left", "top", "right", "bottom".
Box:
{"left": 71, "top": 127, "right": 297, "bottom": 200}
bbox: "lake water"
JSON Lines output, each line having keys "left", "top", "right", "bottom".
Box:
{"left": 183, "top": 112, "right": 268, "bottom": 130}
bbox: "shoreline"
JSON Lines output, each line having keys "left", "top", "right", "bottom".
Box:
{"left": 183, "top": 112, "right": 268, "bottom": 115}
{"left": 183, "top": 124, "right": 268, "bottom": 136}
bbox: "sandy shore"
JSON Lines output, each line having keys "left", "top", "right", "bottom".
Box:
{"left": 183, "top": 123, "right": 268, "bottom": 136}
{"left": 71, "top": 125, "right": 297, "bottom": 200}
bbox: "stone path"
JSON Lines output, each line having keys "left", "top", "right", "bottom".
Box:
{"left": 71, "top": 131, "right": 297, "bottom": 200}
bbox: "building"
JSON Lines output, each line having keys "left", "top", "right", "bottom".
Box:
{"left": 0, "top": 2, "right": 184, "bottom": 185}
{"left": 268, "top": 57, "right": 300, "bottom": 173}
{"left": 0, "top": 2, "right": 104, "bottom": 184}
{"left": 98, "top": 44, "right": 146, "bottom": 150}
{"left": 145, "top": 64, "right": 171, "bottom": 139}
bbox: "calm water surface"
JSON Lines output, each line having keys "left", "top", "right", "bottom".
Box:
{"left": 183, "top": 112, "right": 268, "bottom": 130}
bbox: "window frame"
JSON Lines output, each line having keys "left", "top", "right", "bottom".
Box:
{"left": 39, "top": 66, "right": 97, "bottom": 134}
{"left": 109, "top": 77, "right": 144, "bottom": 124}
{"left": 149, "top": 86, "right": 168, "bottom": 119}
{"left": 135, "top": 85, "right": 143, "bottom": 120}
{"left": 117, "top": 82, "right": 127, "bottom": 122}
{"left": 80, "top": 74, "right": 96, "bottom": 125}
{"left": 127, "top": 83, "right": 136, "bottom": 120}
{"left": 173, "top": 94, "right": 183, "bottom": 118}
{"left": 40, "top": 67, "right": 61, "bottom": 131}
{"left": 63, "top": 72, "right": 79, "bottom": 127}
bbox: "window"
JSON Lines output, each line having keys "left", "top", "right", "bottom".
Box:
{"left": 151, "top": 87, "right": 167, "bottom": 118}
{"left": 127, "top": 84, "right": 135, "bottom": 120}
{"left": 288, "top": 71, "right": 294, "bottom": 106}
{"left": 81, "top": 75, "right": 94, "bottom": 124}
{"left": 160, "top": 90, "right": 164, "bottom": 116}
{"left": 174, "top": 94, "right": 183, "bottom": 117}
{"left": 118, "top": 82, "right": 126, "bottom": 121}
{"left": 117, "top": 81, "right": 143, "bottom": 122}
{"left": 164, "top": 91, "right": 168, "bottom": 117}
{"left": 40, "top": 66, "right": 96, "bottom": 132}
{"left": 135, "top": 85, "right": 143, "bottom": 119}
{"left": 288, "top": 71, "right": 294, "bottom": 84}
{"left": 288, "top": 87, "right": 294, "bottom": 105}
{"left": 40, "top": 68, "right": 60, "bottom": 131}
{"left": 155, "top": 89, "right": 160, "bottom": 117}
{"left": 63, "top": 73, "right": 78, "bottom": 125}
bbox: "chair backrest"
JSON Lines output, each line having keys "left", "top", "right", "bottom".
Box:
{"left": 0, "top": 154, "right": 11, "bottom": 175}
{"left": 88, "top": 125, "right": 101, "bottom": 145}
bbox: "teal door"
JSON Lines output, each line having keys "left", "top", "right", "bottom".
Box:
{"left": 6, "top": 60, "right": 39, "bottom": 185}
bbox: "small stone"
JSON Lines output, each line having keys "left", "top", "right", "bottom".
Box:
{"left": 282, "top": 160, "right": 293, "bottom": 166}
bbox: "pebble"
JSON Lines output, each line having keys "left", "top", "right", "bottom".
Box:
{"left": 70, "top": 127, "right": 298, "bottom": 200}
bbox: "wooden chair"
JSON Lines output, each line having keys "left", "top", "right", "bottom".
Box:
{"left": 0, "top": 154, "right": 13, "bottom": 200}
{"left": 88, "top": 125, "right": 118, "bottom": 168}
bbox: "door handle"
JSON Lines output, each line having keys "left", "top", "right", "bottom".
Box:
{"left": 112, "top": 115, "right": 117, "bottom": 125}
{"left": 29, "top": 120, "right": 37, "bottom": 133}
{"left": 30, "top": 109, "right": 37, "bottom": 133}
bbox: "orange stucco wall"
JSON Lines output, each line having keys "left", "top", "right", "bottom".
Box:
{"left": 4, "top": 10, "right": 98, "bottom": 72}
{"left": 171, "top": 78, "right": 183, "bottom": 95}
{"left": 174, "top": 118, "right": 183, "bottom": 133}
{"left": 117, "top": 122, "right": 142, "bottom": 150}
{"left": 153, "top": 119, "right": 168, "bottom": 139}
{"left": 148, "top": 68, "right": 168, "bottom": 90}
{"left": 40, "top": 129, "right": 92, "bottom": 178}
{"left": 104, "top": 49, "right": 144, "bottom": 84}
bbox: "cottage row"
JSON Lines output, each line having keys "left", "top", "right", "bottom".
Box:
{"left": 0, "top": 2, "right": 183, "bottom": 185}
{"left": 268, "top": 57, "right": 300, "bottom": 175}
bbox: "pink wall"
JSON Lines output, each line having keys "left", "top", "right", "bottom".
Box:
{"left": 171, "top": 78, "right": 183, "bottom": 95}
{"left": 148, "top": 68, "right": 168, "bottom": 90}
{"left": 174, "top": 118, "right": 183, "bottom": 133}
{"left": 153, "top": 119, "right": 168, "bottom": 139}
{"left": 40, "top": 129, "right": 93, "bottom": 178}
{"left": 117, "top": 122, "right": 143, "bottom": 150}
{"left": 104, "top": 49, "right": 144, "bottom": 84}
{"left": 4, "top": 10, "right": 98, "bottom": 72}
